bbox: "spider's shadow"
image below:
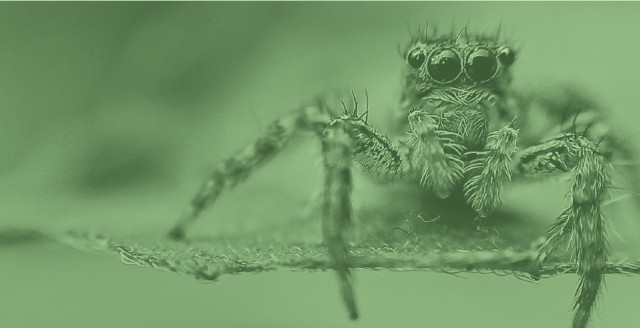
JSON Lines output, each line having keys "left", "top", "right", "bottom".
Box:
{"left": 352, "top": 183, "right": 542, "bottom": 251}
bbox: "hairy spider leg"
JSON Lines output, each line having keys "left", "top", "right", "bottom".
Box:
{"left": 168, "top": 98, "right": 333, "bottom": 240}
{"left": 407, "top": 110, "right": 466, "bottom": 199}
{"left": 322, "top": 111, "right": 405, "bottom": 319}
{"left": 321, "top": 119, "right": 357, "bottom": 319}
{"left": 463, "top": 120, "right": 519, "bottom": 218}
{"left": 519, "top": 134, "right": 609, "bottom": 328}
{"left": 507, "top": 85, "right": 640, "bottom": 217}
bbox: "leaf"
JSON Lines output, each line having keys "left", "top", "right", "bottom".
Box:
{"left": 48, "top": 230, "right": 640, "bottom": 282}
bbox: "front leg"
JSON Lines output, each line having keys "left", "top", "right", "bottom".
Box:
{"left": 519, "top": 134, "right": 608, "bottom": 328}
{"left": 321, "top": 110, "right": 405, "bottom": 320}
{"left": 463, "top": 121, "right": 519, "bottom": 218}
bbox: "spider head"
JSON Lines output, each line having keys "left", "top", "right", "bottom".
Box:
{"left": 402, "top": 27, "right": 515, "bottom": 99}
{"left": 401, "top": 26, "right": 516, "bottom": 148}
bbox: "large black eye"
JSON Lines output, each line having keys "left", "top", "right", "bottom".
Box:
{"left": 407, "top": 49, "right": 426, "bottom": 69}
{"left": 498, "top": 47, "right": 515, "bottom": 67}
{"left": 465, "top": 48, "right": 498, "bottom": 82}
{"left": 427, "top": 49, "right": 461, "bottom": 83}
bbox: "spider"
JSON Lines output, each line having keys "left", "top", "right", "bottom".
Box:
{"left": 167, "top": 26, "right": 633, "bottom": 328}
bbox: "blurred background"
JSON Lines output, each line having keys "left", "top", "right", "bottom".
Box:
{"left": 2, "top": 2, "right": 640, "bottom": 328}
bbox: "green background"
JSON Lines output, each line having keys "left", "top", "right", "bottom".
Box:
{"left": 1, "top": 2, "right": 640, "bottom": 328}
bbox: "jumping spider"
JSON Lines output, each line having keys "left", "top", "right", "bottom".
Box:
{"left": 168, "top": 27, "right": 631, "bottom": 328}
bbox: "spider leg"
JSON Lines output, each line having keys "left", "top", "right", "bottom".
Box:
{"left": 463, "top": 120, "right": 519, "bottom": 218}
{"left": 168, "top": 98, "right": 332, "bottom": 240}
{"left": 407, "top": 110, "right": 466, "bottom": 198}
{"left": 518, "top": 134, "right": 609, "bottom": 328}
{"left": 321, "top": 112, "right": 405, "bottom": 320}
{"left": 322, "top": 119, "right": 357, "bottom": 319}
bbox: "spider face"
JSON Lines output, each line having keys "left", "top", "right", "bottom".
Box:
{"left": 402, "top": 29, "right": 516, "bottom": 149}
{"left": 404, "top": 32, "right": 514, "bottom": 87}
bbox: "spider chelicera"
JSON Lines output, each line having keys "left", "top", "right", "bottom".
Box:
{"left": 167, "top": 27, "right": 633, "bottom": 328}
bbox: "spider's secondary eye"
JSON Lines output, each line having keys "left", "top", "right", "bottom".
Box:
{"left": 407, "top": 49, "right": 426, "bottom": 69}
{"left": 498, "top": 47, "right": 515, "bottom": 67}
{"left": 427, "top": 49, "right": 461, "bottom": 83}
{"left": 465, "top": 48, "right": 498, "bottom": 82}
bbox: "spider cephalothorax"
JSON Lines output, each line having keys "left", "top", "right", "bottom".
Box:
{"left": 401, "top": 28, "right": 515, "bottom": 151}
{"left": 395, "top": 29, "right": 521, "bottom": 202}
